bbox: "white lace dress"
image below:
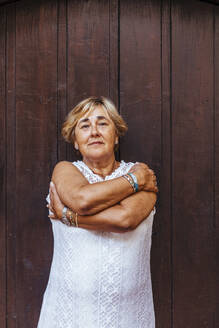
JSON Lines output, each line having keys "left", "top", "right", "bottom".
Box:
{"left": 37, "top": 160, "right": 156, "bottom": 328}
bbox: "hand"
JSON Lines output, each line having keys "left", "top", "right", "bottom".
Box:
{"left": 128, "top": 162, "right": 158, "bottom": 193}
{"left": 47, "top": 181, "right": 65, "bottom": 220}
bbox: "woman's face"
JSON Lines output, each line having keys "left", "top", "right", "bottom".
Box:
{"left": 74, "top": 106, "right": 118, "bottom": 161}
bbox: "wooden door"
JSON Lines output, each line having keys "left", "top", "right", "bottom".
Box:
{"left": 0, "top": 0, "right": 218, "bottom": 327}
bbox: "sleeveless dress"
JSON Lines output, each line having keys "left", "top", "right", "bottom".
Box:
{"left": 37, "top": 160, "right": 156, "bottom": 328}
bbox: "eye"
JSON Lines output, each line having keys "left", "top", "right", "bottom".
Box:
{"left": 99, "top": 122, "right": 108, "bottom": 126}
{"left": 81, "top": 124, "right": 90, "bottom": 129}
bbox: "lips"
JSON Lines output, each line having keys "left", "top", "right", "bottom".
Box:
{"left": 88, "top": 141, "right": 104, "bottom": 146}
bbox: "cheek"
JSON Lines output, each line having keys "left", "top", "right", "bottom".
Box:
{"left": 74, "top": 130, "right": 88, "bottom": 145}
{"left": 107, "top": 132, "right": 117, "bottom": 147}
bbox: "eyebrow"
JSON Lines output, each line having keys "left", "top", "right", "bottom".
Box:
{"left": 78, "top": 116, "right": 110, "bottom": 124}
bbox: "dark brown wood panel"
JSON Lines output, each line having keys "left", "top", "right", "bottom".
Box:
{"left": 154, "top": 0, "right": 172, "bottom": 326}
{"left": 57, "top": 0, "right": 67, "bottom": 161}
{"left": 109, "top": 0, "right": 119, "bottom": 107}
{"left": 201, "top": 0, "right": 219, "bottom": 4}
{"left": 119, "top": 0, "right": 161, "bottom": 168}
{"left": 6, "top": 4, "right": 17, "bottom": 328}
{"left": 172, "top": 1, "right": 215, "bottom": 327}
{"left": 66, "top": 0, "right": 111, "bottom": 161}
{"left": 214, "top": 6, "right": 219, "bottom": 327}
{"left": 119, "top": 1, "right": 171, "bottom": 327}
{"left": 15, "top": 0, "right": 58, "bottom": 326}
{"left": 0, "top": 0, "right": 218, "bottom": 327}
{"left": 0, "top": 7, "right": 6, "bottom": 328}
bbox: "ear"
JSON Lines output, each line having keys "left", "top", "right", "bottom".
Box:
{"left": 74, "top": 141, "right": 79, "bottom": 150}
{"left": 115, "top": 136, "right": 119, "bottom": 145}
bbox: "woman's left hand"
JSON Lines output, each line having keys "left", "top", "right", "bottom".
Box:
{"left": 48, "top": 181, "right": 64, "bottom": 220}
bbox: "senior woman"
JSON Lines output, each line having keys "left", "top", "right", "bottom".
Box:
{"left": 37, "top": 96, "right": 158, "bottom": 328}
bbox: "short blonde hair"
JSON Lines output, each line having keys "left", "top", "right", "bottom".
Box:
{"left": 62, "top": 96, "right": 128, "bottom": 144}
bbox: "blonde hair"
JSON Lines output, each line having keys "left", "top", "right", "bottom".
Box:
{"left": 62, "top": 96, "right": 128, "bottom": 144}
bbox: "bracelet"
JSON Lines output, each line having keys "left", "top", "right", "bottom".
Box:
{"left": 127, "top": 173, "right": 139, "bottom": 192}
{"left": 61, "top": 206, "right": 71, "bottom": 226}
{"left": 122, "top": 174, "right": 136, "bottom": 192}
{"left": 75, "top": 212, "right": 79, "bottom": 228}
{"left": 61, "top": 206, "right": 78, "bottom": 227}
{"left": 67, "top": 208, "right": 76, "bottom": 227}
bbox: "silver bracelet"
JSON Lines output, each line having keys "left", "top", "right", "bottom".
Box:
{"left": 122, "top": 174, "right": 136, "bottom": 192}
{"left": 127, "top": 173, "right": 139, "bottom": 192}
{"left": 61, "top": 206, "right": 71, "bottom": 226}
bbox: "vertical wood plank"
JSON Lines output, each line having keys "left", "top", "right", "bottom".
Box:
{"left": 57, "top": 0, "right": 67, "bottom": 161}
{"left": 119, "top": 0, "right": 161, "bottom": 169}
{"left": 172, "top": 1, "right": 215, "bottom": 326}
{"left": 214, "top": 6, "right": 219, "bottom": 327}
{"left": 109, "top": 0, "right": 119, "bottom": 108}
{"left": 109, "top": 0, "right": 119, "bottom": 161}
{"left": 0, "top": 7, "right": 6, "bottom": 328}
{"left": 6, "top": 4, "right": 16, "bottom": 328}
{"left": 152, "top": 0, "right": 172, "bottom": 326}
{"left": 15, "top": 0, "right": 58, "bottom": 326}
{"left": 119, "top": 1, "right": 169, "bottom": 327}
{"left": 67, "top": 0, "right": 110, "bottom": 161}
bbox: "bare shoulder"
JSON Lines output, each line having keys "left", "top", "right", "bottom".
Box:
{"left": 54, "top": 160, "right": 75, "bottom": 170}
{"left": 52, "top": 161, "right": 87, "bottom": 185}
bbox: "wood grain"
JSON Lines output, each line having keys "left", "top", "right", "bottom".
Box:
{"left": 214, "top": 5, "right": 219, "bottom": 327}
{"left": 119, "top": 1, "right": 170, "bottom": 326}
{"left": 15, "top": 0, "right": 57, "bottom": 326}
{"left": 0, "top": 7, "right": 6, "bottom": 328}
{"left": 152, "top": 0, "right": 172, "bottom": 326}
{"left": 172, "top": 0, "right": 215, "bottom": 326}
{"left": 109, "top": 0, "right": 119, "bottom": 107}
{"left": 0, "top": 0, "right": 218, "bottom": 327}
{"left": 6, "top": 4, "right": 16, "bottom": 328}
{"left": 57, "top": 0, "right": 67, "bottom": 161}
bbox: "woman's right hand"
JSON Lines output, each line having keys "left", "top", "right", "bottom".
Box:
{"left": 128, "top": 162, "right": 158, "bottom": 193}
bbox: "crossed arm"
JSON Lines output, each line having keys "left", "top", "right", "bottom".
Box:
{"left": 49, "top": 161, "right": 157, "bottom": 233}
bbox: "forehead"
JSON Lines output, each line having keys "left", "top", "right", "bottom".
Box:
{"left": 78, "top": 105, "right": 111, "bottom": 122}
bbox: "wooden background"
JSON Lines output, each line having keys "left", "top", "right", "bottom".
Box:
{"left": 0, "top": 0, "right": 218, "bottom": 327}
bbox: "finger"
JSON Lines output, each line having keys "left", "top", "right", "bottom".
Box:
{"left": 49, "top": 191, "right": 54, "bottom": 204}
{"left": 48, "top": 205, "right": 54, "bottom": 212}
{"left": 49, "top": 197, "right": 54, "bottom": 208}
{"left": 48, "top": 214, "right": 55, "bottom": 219}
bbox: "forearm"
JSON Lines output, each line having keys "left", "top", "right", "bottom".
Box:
{"left": 75, "top": 204, "right": 128, "bottom": 233}
{"left": 53, "top": 162, "right": 134, "bottom": 215}
{"left": 66, "top": 191, "right": 156, "bottom": 233}
{"left": 68, "top": 177, "right": 134, "bottom": 215}
{"left": 52, "top": 161, "right": 157, "bottom": 216}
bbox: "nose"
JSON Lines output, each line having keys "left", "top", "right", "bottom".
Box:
{"left": 90, "top": 123, "right": 99, "bottom": 136}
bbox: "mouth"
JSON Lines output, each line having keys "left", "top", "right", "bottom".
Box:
{"left": 88, "top": 141, "right": 104, "bottom": 146}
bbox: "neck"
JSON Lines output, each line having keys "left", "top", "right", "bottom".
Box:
{"left": 83, "top": 155, "right": 119, "bottom": 178}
